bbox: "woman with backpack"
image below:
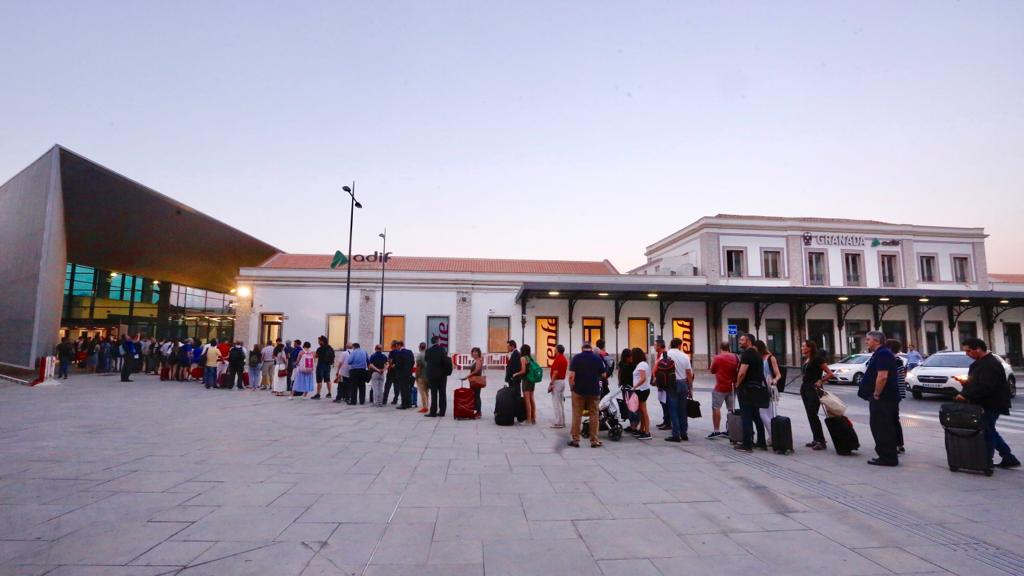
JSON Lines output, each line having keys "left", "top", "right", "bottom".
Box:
{"left": 292, "top": 341, "right": 316, "bottom": 398}
{"left": 247, "top": 345, "right": 263, "bottom": 391}
{"left": 631, "top": 347, "right": 652, "bottom": 440}
{"left": 520, "top": 344, "right": 540, "bottom": 425}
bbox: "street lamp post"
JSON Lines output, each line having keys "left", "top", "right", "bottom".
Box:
{"left": 378, "top": 229, "right": 387, "bottom": 345}
{"left": 343, "top": 183, "right": 362, "bottom": 346}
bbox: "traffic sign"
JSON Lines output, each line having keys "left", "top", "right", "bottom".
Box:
{"left": 727, "top": 324, "right": 738, "bottom": 336}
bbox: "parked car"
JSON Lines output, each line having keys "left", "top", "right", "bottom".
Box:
{"left": 906, "top": 351, "right": 1017, "bottom": 400}
{"left": 828, "top": 354, "right": 871, "bottom": 386}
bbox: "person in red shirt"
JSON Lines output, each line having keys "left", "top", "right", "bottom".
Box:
{"left": 708, "top": 341, "right": 739, "bottom": 438}
{"left": 548, "top": 344, "right": 569, "bottom": 428}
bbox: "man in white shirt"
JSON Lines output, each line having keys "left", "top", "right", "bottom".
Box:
{"left": 665, "top": 337, "right": 695, "bottom": 442}
{"left": 332, "top": 346, "right": 352, "bottom": 404}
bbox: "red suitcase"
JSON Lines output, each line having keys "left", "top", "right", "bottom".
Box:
{"left": 242, "top": 372, "right": 250, "bottom": 387}
{"left": 453, "top": 384, "right": 476, "bottom": 420}
{"left": 191, "top": 366, "right": 203, "bottom": 380}
{"left": 160, "top": 365, "right": 170, "bottom": 381}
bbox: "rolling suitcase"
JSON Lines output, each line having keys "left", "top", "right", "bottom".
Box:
{"left": 944, "top": 426, "right": 993, "bottom": 476}
{"left": 495, "top": 386, "right": 520, "bottom": 426}
{"left": 191, "top": 366, "right": 203, "bottom": 380}
{"left": 727, "top": 410, "right": 744, "bottom": 444}
{"left": 242, "top": 372, "right": 250, "bottom": 387}
{"left": 453, "top": 384, "right": 476, "bottom": 420}
{"left": 825, "top": 415, "right": 860, "bottom": 455}
{"left": 940, "top": 403, "right": 984, "bottom": 429}
{"left": 771, "top": 416, "right": 793, "bottom": 454}
{"left": 160, "top": 365, "right": 170, "bottom": 381}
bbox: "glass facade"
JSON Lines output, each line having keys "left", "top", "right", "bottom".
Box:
{"left": 60, "top": 262, "right": 235, "bottom": 342}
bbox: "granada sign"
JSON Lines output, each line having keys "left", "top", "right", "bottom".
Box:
{"left": 801, "top": 234, "right": 901, "bottom": 248}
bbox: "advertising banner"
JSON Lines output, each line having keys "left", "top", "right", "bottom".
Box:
{"left": 534, "top": 316, "right": 559, "bottom": 367}
{"left": 427, "top": 316, "right": 450, "bottom": 349}
{"left": 672, "top": 318, "right": 694, "bottom": 357}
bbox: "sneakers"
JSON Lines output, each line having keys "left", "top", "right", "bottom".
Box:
{"left": 998, "top": 455, "right": 1021, "bottom": 468}
{"left": 310, "top": 394, "right": 321, "bottom": 400}
{"left": 665, "top": 436, "right": 682, "bottom": 443}
{"left": 707, "top": 431, "right": 725, "bottom": 439}
{"left": 636, "top": 433, "right": 652, "bottom": 440}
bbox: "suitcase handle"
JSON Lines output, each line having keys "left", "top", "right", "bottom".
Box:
{"left": 945, "top": 427, "right": 983, "bottom": 439}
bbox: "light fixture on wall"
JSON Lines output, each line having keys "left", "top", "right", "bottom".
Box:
{"left": 918, "top": 297, "right": 930, "bottom": 303}
{"left": 647, "top": 293, "right": 658, "bottom": 298}
{"left": 960, "top": 299, "right": 970, "bottom": 303}
{"left": 548, "top": 291, "right": 560, "bottom": 296}
{"left": 879, "top": 297, "right": 890, "bottom": 302}
{"left": 236, "top": 286, "right": 252, "bottom": 298}
{"left": 598, "top": 292, "right": 609, "bottom": 297}
{"left": 837, "top": 296, "right": 849, "bottom": 302}
{"left": 1000, "top": 299, "right": 1010, "bottom": 304}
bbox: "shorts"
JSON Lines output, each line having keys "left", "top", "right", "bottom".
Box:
{"left": 522, "top": 380, "right": 536, "bottom": 392}
{"left": 316, "top": 363, "right": 331, "bottom": 383}
{"left": 712, "top": 389, "right": 736, "bottom": 411}
{"left": 635, "top": 388, "right": 650, "bottom": 403}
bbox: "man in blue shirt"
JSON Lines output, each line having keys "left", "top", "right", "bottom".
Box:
{"left": 368, "top": 345, "right": 389, "bottom": 407}
{"left": 859, "top": 331, "right": 900, "bottom": 467}
{"left": 904, "top": 344, "right": 924, "bottom": 370}
{"left": 346, "top": 343, "right": 369, "bottom": 405}
{"left": 568, "top": 343, "right": 607, "bottom": 448}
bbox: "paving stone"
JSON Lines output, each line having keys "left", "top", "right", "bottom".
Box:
{"left": 130, "top": 540, "right": 215, "bottom": 566}
{"left": 521, "top": 493, "right": 612, "bottom": 521}
{"left": 370, "top": 522, "right": 434, "bottom": 565}
{"left": 729, "top": 530, "right": 890, "bottom": 575}
{"left": 299, "top": 494, "right": 400, "bottom": 523}
{"left": 597, "top": 558, "right": 663, "bottom": 576}
{"left": 434, "top": 506, "right": 529, "bottom": 542}
{"left": 277, "top": 521, "right": 338, "bottom": 543}
{"left": 483, "top": 538, "right": 601, "bottom": 576}
{"left": 855, "top": 547, "right": 944, "bottom": 574}
{"left": 575, "top": 518, "right": 696, "bottom": 560}
{"left": 177, "top": 540, "right": 316, "bottom": 575}
{"left": 10, "top": 520, "right": 187, "bottom": 565}
{"left": 173, "top": 506, "right": 304, "bottom": 541}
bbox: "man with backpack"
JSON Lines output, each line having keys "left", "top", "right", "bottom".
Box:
{"left": 664, "top": 337, "right": 695, "bottom": 442}
{"left": 227, "top": 341, "right": 247, "bottom": 389}
{"left": 312, "top": 336, "right": 335, "bottom": 400}
{"left": 425, "top": 335, "right": 453, "bottom": 417}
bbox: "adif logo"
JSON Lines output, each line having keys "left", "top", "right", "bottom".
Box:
{"left": 802, "top": 233, "right": 813, "bottom": 246}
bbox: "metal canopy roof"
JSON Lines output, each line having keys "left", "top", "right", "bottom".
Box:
{"left": 58, "top": 147, "right": 280, "bottom": 293}
{"left": 516, "top": 281, "right": 1024, "bottom": 305}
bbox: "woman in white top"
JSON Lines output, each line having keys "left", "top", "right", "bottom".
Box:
{"left": 272, "top": 344, "right": 289, "bottom": 396}
{"left": 630, "top": 347, "right": 652, "bottom": 440}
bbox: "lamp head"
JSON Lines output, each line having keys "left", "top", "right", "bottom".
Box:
{"left": 354, "top": 201, "right": 363, "bottom": 209}
{"left": 342, "top": 185, "right": 351, "bottom": 193}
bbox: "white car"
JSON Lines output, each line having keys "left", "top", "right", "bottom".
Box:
{"left": 828, "top": 354, "right": 871, "bottom": 386}
{"left": 906, "top": 351, "right": 1017, "bottom": 400}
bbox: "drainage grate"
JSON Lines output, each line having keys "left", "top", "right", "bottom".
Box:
{"left": 719, "top": 446, "right": 1024, "bottom": 574}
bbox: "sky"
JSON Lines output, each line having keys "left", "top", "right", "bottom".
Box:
{"left": 2, "top": 1, "right": 1022, "bottom": 273}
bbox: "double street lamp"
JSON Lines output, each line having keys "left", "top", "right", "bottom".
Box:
{"left": 342, "top": 183, "right": 361, "bottom": 346}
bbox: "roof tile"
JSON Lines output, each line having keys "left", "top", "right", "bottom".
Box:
{"left": 259, "top": 254, "right": 619, "bottom": 275}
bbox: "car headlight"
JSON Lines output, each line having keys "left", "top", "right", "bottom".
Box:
{"left": 952, "top": 375, "right": 969, "bottom": 385}
{"left": 833, "top": 368, "right": 845, "bottom": 374}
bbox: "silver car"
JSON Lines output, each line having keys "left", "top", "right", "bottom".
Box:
{"left": 906, "top": 351, "right": 1017, "bottom": 400}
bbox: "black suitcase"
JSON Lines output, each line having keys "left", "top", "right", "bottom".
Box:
{"left": 727, "top": 410, "right": 744, "bottom": 444}
{"left": 944, "top": 426, "right": 993, "bottom": 476}
{"left": 825, "top": 415, "right": 860, "bottom": 455}
{"left": 771, "top": 416, "right": 793, "bottom": 454}
{"left": 940, "top": 403, "right": 984, "bottom": 430}
{"left": 494, "top": 386, "right": 521, "bottom": 426}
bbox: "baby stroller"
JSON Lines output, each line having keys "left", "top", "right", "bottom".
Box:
{"left": 581, "top": 384, "right": 628, "bottom": 442}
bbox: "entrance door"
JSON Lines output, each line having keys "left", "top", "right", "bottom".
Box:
{"left": 765, "top": 319, "right": 786, "bottom": 359}
{"left": 582, "top": 317, "right": 604, "bottom": 348}
{"left": 925, "top": 321, "right": 945, "bottom": 354}
{"left": 845, "top": 320, "right": 870, "bottom": 355}
{"left": 628, "top": 318, "right": 649, "bottom": 351}
{"left": 881, "top": 320, "right": 907, "bottom": 348}
{"left": 726, "top": 318, "right": 749, "bottom": 352}
{"left": 535, "top": 317, "right": 559, "bottom": 367}
{"left": 1003, "top": 323, "right": 1022, "bottom": 367}
{"left": 260, "top": 314, "right": 283, "bottom": 345}
{"left": 807, "top": 320, "right": 835, "bottom": 361}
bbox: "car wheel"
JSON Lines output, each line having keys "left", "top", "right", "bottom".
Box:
{"left": 852, "top": 373, "right": 863, "bottom": 386}
{"left": 1010, "top": 376, "right": 1017, "bottom": 399}
{"left": 912, "top": 390, "right": 923, "bottom": 400}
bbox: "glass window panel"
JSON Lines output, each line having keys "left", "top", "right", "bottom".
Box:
{"left": 327, "top": 314, "right": 348, "bottom": 349}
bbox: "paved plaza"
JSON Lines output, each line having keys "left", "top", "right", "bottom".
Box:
{"left": 1, "top": 372, "right": 1023, "bottom": 576}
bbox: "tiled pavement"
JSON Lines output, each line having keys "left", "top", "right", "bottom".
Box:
{"left": 0, "top": 372, "right": 1022, "bottom": 575}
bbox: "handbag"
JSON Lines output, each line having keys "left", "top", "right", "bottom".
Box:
{"left": 625, "top": 390, "right": 639, "bottom": 413}
{"left": 818, "top": 389, "right": 847, "bottom": 417}
{"left": 468, "top": 374, "right": 487, "bottom": 389}
{"left": 686, "top": 398, "right": 702, "bottom": 419}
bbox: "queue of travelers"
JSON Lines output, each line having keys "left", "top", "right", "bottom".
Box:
{"left": 57, "top": 329, "right": 1017, "bottom": 472}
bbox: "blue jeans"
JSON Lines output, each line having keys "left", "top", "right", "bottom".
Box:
{"left": 204, "top": 366, "right": 217, "bottom": 388}
{"left": 984, "top": 411, "right": 1013, "bottom": 461}
{"left": 57, "top": 359, "right": 70, "bottom": 379}
{"left": 411, "top": 385, "right": 418, "bottom": 406}
{"left": 667, "top": 379, "right": 689, "bottom": 438}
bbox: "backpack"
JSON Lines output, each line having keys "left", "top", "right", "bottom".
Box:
{"left": 654, "top": 353, "right": 676, "bottom": 390}
{"left": 525, "top": 356, "right": 543, "bottom": 384}
{"left": 248, "top": 349, "right": 261, "bottom": 367}
{"left": 444, "top": 354, "right": 454, "bottom": 376}
{"left": 229, "top": 347, "right": 245, "bottom": 365}
{"left": 300, "top": 353, "right": 315, "bottom": 373}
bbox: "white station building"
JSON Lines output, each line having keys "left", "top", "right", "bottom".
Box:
{"left": 235, "top": 214, "right": 1024, "bottom": 370}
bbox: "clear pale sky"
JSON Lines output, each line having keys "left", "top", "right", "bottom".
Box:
{"left": 2, "top": 1, "right": 1022, "bottom": 273}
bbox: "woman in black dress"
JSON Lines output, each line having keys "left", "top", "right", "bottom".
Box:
{"left": 801, "top": 340, "right": 834, "bottom": 450}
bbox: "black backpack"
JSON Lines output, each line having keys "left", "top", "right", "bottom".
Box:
{"left": 324, "top": 347, "right": 335, "bottom": 365}
{"left": 654, "top": 353, "right": 676, "bottom": 390}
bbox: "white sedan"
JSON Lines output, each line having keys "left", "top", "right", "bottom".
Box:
{"left": 906, "top": 351, "right": 1017, "bottom": 400}
{"left": 828, "top": 354, "right": 871, "bottom": 386}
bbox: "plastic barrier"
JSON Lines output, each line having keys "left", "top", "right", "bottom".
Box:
{"left": 33, "top": 356, "right": 58, "bottom": 385}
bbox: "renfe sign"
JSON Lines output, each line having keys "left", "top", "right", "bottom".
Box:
{"left": 427, "top": 316, "right": 449, "bottom": 349}
{"left": 535, "top": 317, "right": 558, "bottom": 368}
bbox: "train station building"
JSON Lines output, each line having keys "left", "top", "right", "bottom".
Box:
{"left": 3, "top": 147, "right": 1023, "bottom": 371}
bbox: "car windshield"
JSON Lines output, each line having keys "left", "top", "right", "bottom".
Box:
{"left": 921, "top": 354, "right": 974, "bottom": 368}
{"left": 837, "top": 355, "right": 870, "bottom": 365}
